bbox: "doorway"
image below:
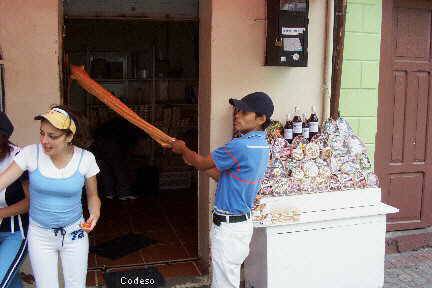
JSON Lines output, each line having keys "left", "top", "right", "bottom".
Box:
{"left": 376, "top": 0, "right": 432, "bottom": 231}
{"left": 62, "top": 2, "right": 201, "bottom": 285}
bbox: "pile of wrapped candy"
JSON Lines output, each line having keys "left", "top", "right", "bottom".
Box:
{"left": 252, "top": 117, "right": 379, "bottom": 224}
{"left": 259, "top": 117, "right": 379, "bottom": 197}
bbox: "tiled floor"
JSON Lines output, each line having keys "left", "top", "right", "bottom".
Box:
{"left": 86, "top": 187, "right": 200, "bottom": 286}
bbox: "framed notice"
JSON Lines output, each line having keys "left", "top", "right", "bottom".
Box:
{"left": 266, "top": 0, "right": 309, "bottom": 66}
{"left": 280, "top": 0, "right": 307, "bottom": 12}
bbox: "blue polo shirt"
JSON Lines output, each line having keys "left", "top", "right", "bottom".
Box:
{"left": 211, "top": 131, "right": 270, "bottom": 215}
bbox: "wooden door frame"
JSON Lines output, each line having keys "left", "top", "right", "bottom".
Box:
{"left": 376, "top": 0, "right": 432, "bottom": 230}
{"left": 375, "top": 1, "right": 392, "bottom": 188}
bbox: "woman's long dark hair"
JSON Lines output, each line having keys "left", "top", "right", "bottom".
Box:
{"left": 0, "top": 133, "right": 13, "bottom": 161}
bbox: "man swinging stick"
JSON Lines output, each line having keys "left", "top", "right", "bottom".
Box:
{"left": 171, "top": 92, "right": 273, "bottom": 288}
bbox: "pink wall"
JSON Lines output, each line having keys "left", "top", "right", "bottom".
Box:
{"left": 210, "top": 0, "right": 327, "bottom": 149}
{"left": 0, "top": 0, "right": 61, "bottom": 146}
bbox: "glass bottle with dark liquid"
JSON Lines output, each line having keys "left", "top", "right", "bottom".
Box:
{"left": 308, "top": 105, "right": 319, "bottom": 139}
{"left": 302, "top": 112, "right": 310, "bottom": 141}
{"left": 292, "top": 106, "right": 303, "bottom": 139}
{"left": 284, "top": 113, "right": 293, "bottom": 143}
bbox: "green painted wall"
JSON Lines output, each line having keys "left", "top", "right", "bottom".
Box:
{"left": 339, "top": 0, "right": 382, "bottom": 162}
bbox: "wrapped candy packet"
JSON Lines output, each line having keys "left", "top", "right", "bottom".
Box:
{"left": 256, "top": 116, "right": 380, "bottom": 199}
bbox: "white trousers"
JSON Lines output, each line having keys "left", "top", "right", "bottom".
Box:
{"left": 27, "top": 218, "right": 89, "bottom": 288}
{"left": 211, "top": 219, "right": 253, "bottom": 288}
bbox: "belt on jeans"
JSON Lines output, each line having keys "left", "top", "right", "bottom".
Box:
{"left": 213, "top": 212, "right": 251, "bottom": 226}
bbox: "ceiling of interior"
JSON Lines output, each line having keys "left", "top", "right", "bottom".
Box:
{"left": 63, "top": 0, "right": 199, "bottom": 19}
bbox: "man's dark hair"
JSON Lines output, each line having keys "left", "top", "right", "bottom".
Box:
{"left": 256, "top": 113, "right": 271, "bottom": 130}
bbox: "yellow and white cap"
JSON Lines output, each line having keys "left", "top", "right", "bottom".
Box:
{"left": 35, "top": 107, "right": 77, "bottom": 135}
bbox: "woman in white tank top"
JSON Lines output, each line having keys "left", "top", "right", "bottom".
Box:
{"left": 0, "top": 106, "right": 101, "bottom": 288}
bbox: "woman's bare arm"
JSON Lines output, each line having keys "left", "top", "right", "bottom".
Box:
{"left": 0, "top": 179, "right": 29, "bottom": 218}
{"left": 82, "top": 176, "right": 101, "bottom": 233}
{"left": 0, "top": 162, "right": 24, "bottom": 192}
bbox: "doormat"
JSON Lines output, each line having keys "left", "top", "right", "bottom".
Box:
{"left": 104, "top": 267, "right": 165, "bottom": 288}
{"left": 90, "top": 233, "right": 157, "bottom": 260}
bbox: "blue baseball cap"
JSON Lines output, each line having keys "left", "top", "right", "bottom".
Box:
{"left": 229, "top": 92, "right": 274, "bottom": 119}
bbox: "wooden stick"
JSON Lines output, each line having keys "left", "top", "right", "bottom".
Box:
{"left": 70, "top": 65, "right": 174, "bottom": 147}
{"left": 72, "top": 68, "right": 169, "bottom": 143}
{"left": 72, "top": 70, "right": 168, "bottom": 144}
{"left": 330, "top": 0, "right": 347, "bottom": 120}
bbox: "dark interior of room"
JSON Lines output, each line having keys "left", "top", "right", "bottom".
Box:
{"left": 63, "top": 18, "right": 200, "bottom": 285}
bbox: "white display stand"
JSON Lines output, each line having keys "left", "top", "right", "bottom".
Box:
{"left": 244, "top": 188, "right": 398, "bottom": 288}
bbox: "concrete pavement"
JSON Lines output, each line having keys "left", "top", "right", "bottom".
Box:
{"left": 384, "top": 248, "right": 432, "bottom": 288}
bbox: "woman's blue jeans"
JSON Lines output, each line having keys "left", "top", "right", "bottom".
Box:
{"left": 0, "top": 231, "right": 27, "bottom": 288}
